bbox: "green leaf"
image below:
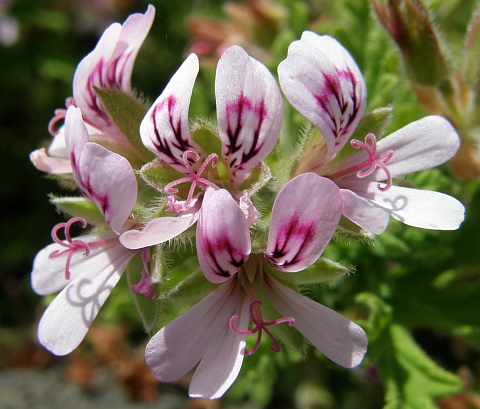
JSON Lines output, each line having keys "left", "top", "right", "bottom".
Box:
{"left": 355, "top": 292, "right": 392, "bottom": 342}
{"left": 375, "top": 323, "right": 462, "bottom": 409}
{"left": 125, "top": 254, "right": 163, "bottom": 336}
{"left": 94, "top": 88, "right": 153, "bottom": 164}
{"left": 49, "top": 195, "right": 108, "bottom": 228}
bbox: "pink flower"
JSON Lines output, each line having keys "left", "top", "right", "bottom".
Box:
{"left": 145, "top": 173, "right": 368, "bottom": 398}
{"left": 31, "top": 106, "right": 146, "bottom": 356}
{"left": 30, "top": 5, "right": 155, "bottom": 174}
{"left": 278, "top": 32, "right": 465, "bottom": 233}
{"left": 120, "top": 44, "right": 283, "bottom": 249}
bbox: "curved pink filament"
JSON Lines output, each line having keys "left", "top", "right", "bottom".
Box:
{"left": 331, "top": 133, "right": 394, "bottom": 191}
{"left": 164, "top": 151, "right": 219, "bottom": 205}
{"left": 49, "top": 217, "right": 90, "bottom": 280}
{"left": 230, "top": 299, "right": 295, "bottom": 355}
{"left": 47, "top": 97, "right": 76, "bottom": 136}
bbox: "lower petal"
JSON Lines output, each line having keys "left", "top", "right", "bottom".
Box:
{"left": 189, "top": 288, "right": 250, "bottom": 399}
{"left": 37, "top": 247, "right": 134, "bottom": 355}
{"left": 365, "top": 185, "right": 465, "bottom": 230}
{"left": 145, "top": 279, "right": 241, "bottom": 383}
{"left": 341, "top": 189, "right": 390, "bottom": 234}
{"left": 265, "top": 277, "right": 368, "bottom": 368}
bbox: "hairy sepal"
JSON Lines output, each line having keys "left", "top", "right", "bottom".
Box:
{"left": 140, "top": 159, "right": 190, "bottom": 196}
{"left": 125, "top": 254, "right": 163, "bottom": 336}
{"left": 271, "top": 257, "right": 352, "bottom": 285}
{"left": 334, "top": 216, "right": 376, "bottom": 245}
{"left": 94, "top": 87, "right": 153, "bottom": 163}
{"left": 49, "top": 195, "right": 109, "bottom": 228}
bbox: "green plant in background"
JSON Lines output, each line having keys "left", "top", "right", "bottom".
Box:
{"left": 4, "top": 0, "right": 479, "bottom": 408}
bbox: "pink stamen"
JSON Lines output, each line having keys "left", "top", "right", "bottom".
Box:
{"left": 164, "top": 151, "right": 219, "bottom": 205}
{"left": 49, "top": 217, "right": 90, "bottom": 280}
{"left": 47, "top": 97, "right": 76, "bottom": 136}
{"left": 330, "top": 133, "right": 394, "bottom": 191}
{"left": 230, "top": 299, "right": 295, "bottom": 355}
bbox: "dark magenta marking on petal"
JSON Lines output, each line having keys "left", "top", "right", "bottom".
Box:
{"left": 313, "top": 68, "right": 360, "bottom": 143}
{"left": 203, "top": 234, "right": 245, "bottom": 278}
{"left": 271, "top": 213, "right": 316, "bottom": 268}
{"left": 224, "top": 93, "right": 268, "bottom": 171}
{"left": 151, "top": 95, "right": 194, "bottom": 167}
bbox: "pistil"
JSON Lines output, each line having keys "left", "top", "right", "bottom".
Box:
{"left": 229, "top": 299, "right": 295, "bottom": 355}
{"left": 164, "top": 151, "right": 219, "bottom": 206}
{"left": 330, "top": 133, "right": 394, "bottom": 191}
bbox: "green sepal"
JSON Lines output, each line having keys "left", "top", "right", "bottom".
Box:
{"left": 239, "top": 161, "right": 273, "bottom": 194}
{"left": 93, "top": 87, "right": 153, "bottom": 164}
{"left": 150, "top": 243, "right": 170, "bottom": 285}
{"left": 329, "top": 106, "right": 393, "bottom": 168}
{"left": 463, "top": 8, "right": 480, "bottom": 92}
{"left": 140, "top": 159, "right": 189, "bottom": 196}
{"left": 271, "top": 257, "right": 352, "bottom": 286}
{"left": 46, "top": 172, "right": 77, "bottom": 191}
{"left": 190, "top": 118, "right": 222, "bottom": 158}
{"left": 290, "top": 125, "right": 327, "bottom": 177}
{"left": 160, "top": 267, "right": 216, "bottom": 306}
{"left": 375, "top": 323, "right": 462, "bottom": 409}
{"left": 334, "top": 216, "right": 376, "bottom": 245}
{"left": 125, "top": 253, "right": 164, "bottom": 336}
{"left": 49, "top": 195, "right": 108, "bottom": 228}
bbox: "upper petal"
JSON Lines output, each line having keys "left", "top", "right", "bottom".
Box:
{"left": 140, "top": 53, "right": 206, "bottom": 173}
{"left": 189, "top": 287, "right": 250, "bottom": 399}
{"left": 341, "top": 188, "right": 390, "bottom": 234}
{"left": 196, "top": 188, "right": 251, "bottom": 283}
{"left": 37, "top": 243, "right": 135, "bottom": 355}
{"left": 266, "top": 173, "right": 342, "bottom": 272}
{"left": 278, "top": 32, "right": 366, "bottom": 159}
{"left": 73, "top": 5, "right": 155, "bottom": 130}
{"left": 145, "top": 279, "right": 242, "bottom": 383}
{"left": 216, "top": 45, "right": 283, "bottom": 186}
{"left": 265, "top": 277, "right": 368, "bottom": 368}
{"left": 65, "top": 106, "right": 138, "bottom": 234}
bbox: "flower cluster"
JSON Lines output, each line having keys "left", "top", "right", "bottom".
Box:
{"left": 30, "top": 5, "right": 464, "bottom": 399}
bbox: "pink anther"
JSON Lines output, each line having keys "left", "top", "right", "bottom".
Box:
{"left": 230, "top": 299, "right": 295, "bottom": 355}
{"left": 164, "top": 151, "right": 219, "bottom": 205}
{"left": 49, "top": 217, "right": 90, "bottom": 280}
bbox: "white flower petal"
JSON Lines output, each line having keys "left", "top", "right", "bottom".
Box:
{"left": 73, "top": 5, "right": 155, "bottom": 130}
{"left": 120, "top": 213, "right": 198, "bottom": 249}
{"left": 37, "top": 245, "right": 134, "bottom": 355}
{"left": 265, "top": 278, "right": 368, "bottom": 368}
{"left": 266, "top": 173, "right": 341, "bottom": 272}
{"left": 145, "top": 280, "right": 241, "bottom": 383}
{"left": 189, "top": 288, "right": 250, "bottom": 399}
{"left": 31, "top": 230, "right": 120, "bottom": 296}
{"left": 278, "top": 32, "right": 366, "bottom": 159}
{"left": 216, "top": 45, "right": 283, "bottom": 185}
{"left": 197, "top": 188, "right": 251, "bottom": 283}
{"left": 341, "top": 188, "right": 390, "bottom": 234}
{"left": 376, "top": 115, "right": 460, "bottom": 178}
{"left": 364, "top": 184, "right": 465, "bottom": 230}
{"left": 140, "top": 54, "right": 205, "bottom": 172}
